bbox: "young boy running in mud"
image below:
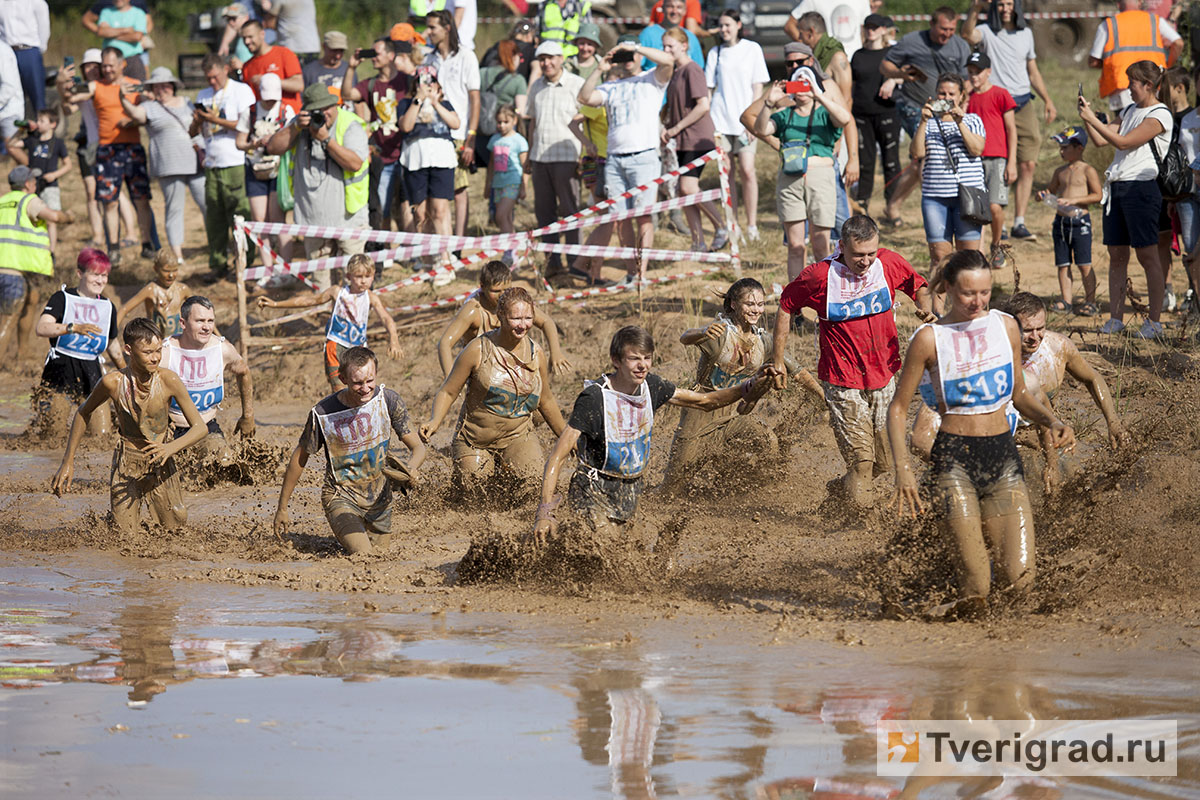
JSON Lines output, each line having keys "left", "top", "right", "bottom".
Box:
{"left": 116, "top": 248, "right": 193, "bottom": 338}
{"left": 162, "top": 295, "right": 255, "bottom": 464}
{"left": 51, "top": 318, "right": 209, "bottom": 532}
{"left": 436, "top": 260, "right": 570, "bottom": 377}
{"left": 773, "top": 214, "right": 935, "bottom": 509}
{"left": 532, "top": 325, "right": 778, "bottom": 544}
{"left": 256, "top": 254, "right": 402, "bottom": 393}
{"left": 273, "top": 346, "right": 426, "bottom": 555}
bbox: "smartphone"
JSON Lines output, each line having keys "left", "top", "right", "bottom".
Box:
{"left": 785, "top": 79, "right": 810, "bottom": 94}
{"left": 63, "top": 55, "right": 74, "bottom": 67}
{"left": 356, "top": 48, "right": 376, "bottom": 59}
{"left": 611, "top": 50, "right": 635, "bottom": 64}
{"left": 1077, "top": 82, "right": 1084, "bottom": 99}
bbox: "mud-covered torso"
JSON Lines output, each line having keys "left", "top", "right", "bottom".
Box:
{"left": 693, "top": 315, "right": 768, "bottom": 391}
{"left": 149, "top": 282, "right": 187, "bottom": 338}
{"left": 113, "top": 370, "right": 172, "bottom": 447}
{"left": 456, "top": 331, "right": 541, "bottom": 449}
{"left": 457, "top": 295, "right": 501, "bottom": 346}
{"left": 1023, "top": 331, "right": 1070, "bottom": 400}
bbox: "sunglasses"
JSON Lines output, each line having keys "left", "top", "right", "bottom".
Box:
{"left": 786, "top": 57, "right": 807, "bottom": 66}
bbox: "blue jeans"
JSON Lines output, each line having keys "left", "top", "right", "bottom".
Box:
{"left": 830, "top": 167, "right": 851, "bottom": 241}
{"left": 604, "top": 149, "right": 660, "bottom": 212}
{"left": 377, "top": 160, "right": 401, "bottom": 220}
{"left": 922, "top": 194, "right": 982, "bottom": 244}
{"left": 14, "top": 47, "right": 46, "bottom": 113}
{"left": 1176, "top": 196, "right": 1200, "bottom": 254}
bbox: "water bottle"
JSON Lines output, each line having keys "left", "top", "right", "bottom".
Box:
{"left": 1041, "top": 192, "right": 1085, "bottom": 219}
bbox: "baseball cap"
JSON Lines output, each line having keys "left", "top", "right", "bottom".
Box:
{"left": 390, "top": 22, "right": 427, "bottom": 46}
{"left": 301, "top": 83, "right": 338, "bottom": 112}
{"left": 1052, "top": 125, "right": 1088, "bottom": 147}
{"left": 259, "top": 72, "right": 282, "bottom": 101}
{"left": 535, "top": 41, "right": 563, "bottom": 58}
{"left": 863, "top": 13, "right": 889, "bottom": 28}
{"left": 82, "top": 48, "right": 102, "bottom": 65}
{"left": 8, "top": 165, "right": 42, "bottom": 186}
{"left": 323, "top": 31, "right": 348, "bottom": 50}
{"left": 967, "top": 50, "right": 991, "bottom": 70}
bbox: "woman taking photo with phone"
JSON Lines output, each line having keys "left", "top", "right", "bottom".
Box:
{"left": 754, "top": 61, "right": 851, "bottom": 280}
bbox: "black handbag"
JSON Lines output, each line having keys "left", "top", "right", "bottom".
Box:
{"left": 1149, "top": 128, "right": 1191, "bottom": 202}
{"left": 935, "top": 116, "right": 992, "bottom": 225}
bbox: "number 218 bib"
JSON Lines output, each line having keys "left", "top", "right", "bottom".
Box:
{"left": 928, "top": 310, "right": 1014, "bottom": 415}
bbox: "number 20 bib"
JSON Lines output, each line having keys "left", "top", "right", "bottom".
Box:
{"left": 823, "top": 257, "right": 892, "bottom": 322}
{"left": 326, "top": 287, "right": 370, "bottom": 349}
{"left": 928, "top": 310, "right": 1014, "bottom": 415}
{"left": 164, "top": 337, "right": 226, "bottom": 425}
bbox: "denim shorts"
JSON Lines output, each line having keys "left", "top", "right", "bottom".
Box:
{"left": 0, "top": 272, "right": 26, "bottom": 316}
{"left": 1177, "top": 196, "right": 1200, "bottom": 254}
{"left": 922, "top": 194, "right": 982, "bottom": 244}
{"left": 1103, "top": 179, "right": 1161, "bottom": 249}
{"left": 895, "top": 97, "right": 923, "bottom": 138}
{"left": 604, "top": 148, "right": 660, "bottom": 212}
{"left": 1052, "top": 212, "right": 1092, "bottom": 266}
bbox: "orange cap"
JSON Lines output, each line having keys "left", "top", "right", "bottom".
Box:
{"left": 390, "top": 22, "right": 427, "bottom": 46}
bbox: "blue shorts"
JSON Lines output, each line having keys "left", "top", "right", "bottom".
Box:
{"left": 1103, "top": 179, "right": 1161, "bottom": 249}
{"left": 921, "top": 194, "right": 983, "bottom": 244}
{"left": 895, "top": 97, "right": 923, "bottom": 138}
{"left": 1177, "top": 196, "right": 1200, "bottom": 254}
{"left": 604, "top": 148, "right": 660, "bottom": 212}
{"left": 1052, "top": 213, "right": 1092, "bottom": 266}
{"left": 0, "top": 272, "right": 26, "bottom": 316}
{"left": 244, "top": 165, "right": 274, "bottom": 198}
{"left": 491, "top": 184, "right": 520, "bottom": 203}
{"left": 404, "top": 166, "right": 454, "bottom": 205}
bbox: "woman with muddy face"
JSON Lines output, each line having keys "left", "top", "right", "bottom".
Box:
{"left": 885, "top": 251, "right": 1075, "bottom": 618}
{"left": 661, "top": 278, "right": 787, "bottom": 494}
{"left": 420, "top": 287, "right": 566, "bottom": 501}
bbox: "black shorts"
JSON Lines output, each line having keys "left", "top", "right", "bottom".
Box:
{"left": 41, "top": 354, "right": 103, "bottom": 403}
{"left": 1103, "top": 179, "right": 1161, "bottom": 249}
{"left": 173, "top": 418, "right": 224, "bottom": 440}
{"left": 404, "top": 166, "right": 454, "bottom": 205}
{"left": 676, "top": 148, "right": 709, "bottom": 179}
{"left": 930, "top": 430, "right": 1025, "bottom": 522}
{"left": 1052, "top": 212, "right": 1092, "bottom": 267}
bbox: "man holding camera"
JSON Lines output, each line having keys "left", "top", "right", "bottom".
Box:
{"left": 191, "top": 53, "right": 255, "bottom": 281}
{"left": 266, "top": 84, "right": 369, "bottom": 291}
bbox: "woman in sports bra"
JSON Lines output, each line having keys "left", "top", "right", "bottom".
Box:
{"left": 420, "top": 287, "right": 566, "bottom": 501}
{"left": 886, "top": 251, "right": 1075, "bottom": 616}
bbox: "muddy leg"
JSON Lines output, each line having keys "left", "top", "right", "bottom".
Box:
{"left": 110, "top": 450, "right": 143, "bottom": 533}
{"left": 936, "top": 474, "right": 990, "bottom": 599}
{"left": 144, "top": 462, "right": 188, "bottom": 530}
{"left": 327, "top": 510, "right": 373, "bottom": 554}
{"left": 453, "top": 449, "right": 496, "bottom": 500}
{"left": 980, "top": 476, "right": 1036, "bottom": 593}
{"left": 498, "top": 431, "right": 545, "bottom": 500}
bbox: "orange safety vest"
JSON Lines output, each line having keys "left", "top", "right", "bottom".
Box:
{"left": 1099, "top": 10, "right": 1170, "bottom": 98}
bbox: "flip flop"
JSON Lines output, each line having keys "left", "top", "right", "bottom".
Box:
{"left": 1075, "top": 302, "right": 1098, "bottom": 317}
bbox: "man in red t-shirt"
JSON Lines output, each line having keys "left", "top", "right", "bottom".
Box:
{"left": 773, "top": 214, "right": 933, "bottom": 507}
{"left": 649, "top": 0, "right": 707, "bottom": 38}
{"left": 240, "top": 19, "right": 304, "bottom": 113}
{"left": 966, "top": 50, "right": 1017, "bottom": 265}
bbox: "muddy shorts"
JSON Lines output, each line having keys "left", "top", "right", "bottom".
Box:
{"left": 322, "top": 487, "right": 392, "bottom": 541}
{"left": 0, "top": 272, "right": 26, "bottom": 315}
{"left": 94, "top": 143, "right": 151, "bottom": 204}
{"left": 822, "top": 378, "right": 894, "bottom": 473}
{"left": 324, "top": 339, "right": 347, "bottom": 381}
{"left": 930, "top": 430, "right": 1026, "bottom": 521}
{"left": 451, "top": 427, "right": 544, "bottom": 491}
{"left": 567, "top": 464, "right": 644, "bottom": 525}
{"left": 110, "top": 442, "right": 187, "bottom": 532}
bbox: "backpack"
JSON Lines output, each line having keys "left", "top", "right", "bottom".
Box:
{"left": 1149, "top": 110, "right": 1191, "bottom": 202}
{"left": 479, "top": 70, "right": 517, "bottom": 137}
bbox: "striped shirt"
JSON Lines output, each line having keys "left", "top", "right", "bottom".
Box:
{"left": 527, "top": 71, "right": 585, "bottom": 163}
{"left": 921, "top": 114, "right": 986, "bottom": 198}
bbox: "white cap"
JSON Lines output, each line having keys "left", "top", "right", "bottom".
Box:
{"left": 534, "top": 41, "right": 563, "bottom": 58}
{"left": 82, "top": 48, "right": 102, "bottom": 65}
{"left": 259, "top": 72, "right": 282, "bottom": 101}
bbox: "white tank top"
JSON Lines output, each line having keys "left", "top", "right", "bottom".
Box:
{"left": 52, "top": 289, "right": 114, "bottom": 361}
{"left": 921, "top": 309, "right": 1015, "bottom": 416}
{"left": 164, "top": 336, "right": 226, "bottom": 425}
{"left": 326, "top": 287, "right": 370, "bottom": 349}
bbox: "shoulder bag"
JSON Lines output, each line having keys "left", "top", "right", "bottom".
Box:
{"left": 935, "top": 115, "right": 991, "bottom": 225}
{"left": 780, "top": 107, "right": 815, "bottom": 176}
{"left": 1148, "top": 109, "right": 1191, "bottom": 201}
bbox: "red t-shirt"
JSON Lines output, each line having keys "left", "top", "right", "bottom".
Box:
{"left": 242, "top": 46, "right": 303, "bottom": 113}
{"left": 649, "top": 0, "right": 702, "bottom": 25}
{"left": 780, "top": 248, "right": 928, "bottom": 390}
{"left": 967, "top": 84, "right": 1016, "bottom": 159}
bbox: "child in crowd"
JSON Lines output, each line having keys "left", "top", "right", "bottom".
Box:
{"left": 6, "top": 108, "right": 70, "bottom": 254}
{"left": 256, "top": 254, "right": 403, "bottom": 392}
{"left": 51, "top": 318, "right": 209, "bottom": 532}
{"left": 117, "top": 248, "right": 193, "bottom": 338}
{"left": 964, "top": 51, "right": 1016, "bottom": 268}
{"left": 1039, "top": 126, "right": 1101, "bottom": 315}
{"left": 436, "top": 260, "right": 570, "bottom": 376}
{"left": 484, "top": 105, "right": 528, "bottom": 267}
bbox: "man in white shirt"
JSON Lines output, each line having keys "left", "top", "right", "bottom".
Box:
{"left": 578, "top": 37, "right": 674, "bottom": 285}
{"left": 190, "top": 53, "right": 256, "bottom": 279}
{"left": 0, "top": 0, "right": 50, "bottom": 114}
{"left": 0, "top": 40, "right": 23, "bottom": 143}
{"left": 455, "top": 0, "right": 478, "bottom": 50}
{"left": 424, "top": 8, "right": 480, "bottom": 255}
{"left": 786, "top": 0, "right": 870, "bottom": 58}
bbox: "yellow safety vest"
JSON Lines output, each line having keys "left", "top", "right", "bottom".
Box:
{"left": 540, "top": 0, "right": 590, "bottom": 58}
{"left": 0, "top": 189, "right": 52, "bottom": 276}
{"left": 409, "top": 0, "right": 447, "bottom": 31}
{"left": 334, "top": 108, "right": 370, "bottom": 216}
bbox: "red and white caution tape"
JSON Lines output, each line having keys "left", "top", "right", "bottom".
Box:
{"left": 385, "top": 289, "right": 477, "bottom": 315}
{"left": 888, "top": 10, "right": 1112, "bottom": 20}
{"left": 477, "top": 15, "right": 649, "bottom": 24}
{"left": 534, "top": 242, "right": 733, "bottom": 262}
{"left": 237, "top": 221, "right": 322, "bottom": 292}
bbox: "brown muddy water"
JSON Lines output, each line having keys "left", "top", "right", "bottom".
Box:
{"left": 1, "top": 556, "right": 1197, "bottom": 799}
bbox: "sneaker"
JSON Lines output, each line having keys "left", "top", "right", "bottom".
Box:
{"left": 1099, "top": 317, "right": 1126, "bottom": 334}
{"left": 432, "top": 268, "right": 455, "bottom": 288}
{"left": 989, "top": 245, "right": 1006, "bottom": 269}
{"left": 1132, "top": 319, "right": 1163, "bottom": 340}
{"left": 746, "top": 225, "right": 761, "bottom": 242}
{"left": 1000, "top": 229, "right": 1010, "bottom": 241}
{"left": 1010, "top": 223, "right": 1035, "bottom": 240}
{"left": 501, "top": 249, "right": 514, "bottom": 266}
{"left": 140, "top": 242, "right": 155, "bottom": 260}
{"left": 1164, "top": 290, "right": 1178, "bottom": 313}
{"left": 710, "top": 228, "right": 729, "bottom": 251}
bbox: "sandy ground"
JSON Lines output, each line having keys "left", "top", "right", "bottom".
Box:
{"left": 1, "top": 128, "right": 1198, "bottom": 657}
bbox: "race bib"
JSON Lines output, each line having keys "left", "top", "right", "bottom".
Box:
{"left": 824, "top": 257, "right": 892, "bottom": 322}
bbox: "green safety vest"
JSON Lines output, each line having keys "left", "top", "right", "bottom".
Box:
{"left": 540, "top": 0, "right": 590, "bottom": 58}
{"left": 334, "top": 108, "right": 370, "bottom": 216}
{"left": 409, "top": 0, "right": 447, "bottom": 31}
{"left": 0, "top": 190, "right": 52, "bottom": 276}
